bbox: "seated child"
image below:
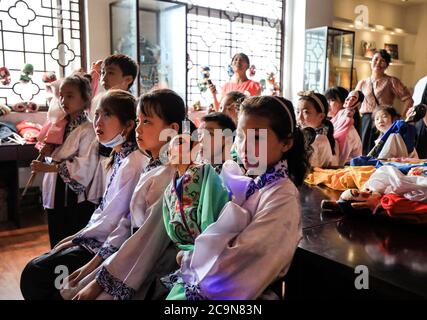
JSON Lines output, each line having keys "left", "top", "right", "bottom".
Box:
{"left": 297, "top": 91, "right": 338, "bottom": 168}
{"left": 161, "top": 127, "right": 231, "bottom": 299}
{"left": 324, "top": 86, "right": 349, "bottom": 119}
{"left": 219, "top": 91, "right": 246, "bottom": 124}
{"left": 371, "top": 105, "right": 418, "bottom": 159}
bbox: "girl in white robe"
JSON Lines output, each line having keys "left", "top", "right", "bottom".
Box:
{"left": 297, "top": 91, "right": 338, "bottom": 168}
{"left": 61, "top": 89, "right": 190, "bottom": 300}
{"left": 372, "top": 105, "right": 418, "bottom": 159}
{"left": 166, "top": 96, "right": 309, "bottom": 300}
{"left": 30, "top": 75, "right": 98, "bottom": 248}
{"left": 20, "top": 90, "right": 146, "bottom": 300}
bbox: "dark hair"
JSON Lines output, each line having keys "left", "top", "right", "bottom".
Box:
{"left": 98, "top": 90, "right": 137, "bottom": 167}
{"left": 202, "top": 112, "right": 237, "bottom": 132}
{"left": 240, "top": 96, "right": 310, "bottom": 186}
{"left": 225, "top": 91, "right": 246, "bottom": 104}
{"left": 137, "top": 89, "right": 186, "bottom": 133}
{"left": 372, "top": 105, "right": 400, "bottom": 121}
{"left": 60, "top": 74, "right": 92, "bottom": 109}
{"left": 324, "top": 86, "right": 349, "bottom": 104}
{"left": 374, "top": 49, "right": 392, "bottom": 66}
{"left": 103, "top": 54, "right": 139, "bottom": 89}
{"left": 231, "top": 53, "right": 250, "bottom": 66}
{"left": 299, "top": 93, "right": 336, "bottom": 155}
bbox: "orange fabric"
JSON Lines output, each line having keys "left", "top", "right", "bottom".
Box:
{"left": 381, "top": 194, "right": 427, "bottom": 223}
{"left": 305, "top": 166, "right": 376, "bottom": 190}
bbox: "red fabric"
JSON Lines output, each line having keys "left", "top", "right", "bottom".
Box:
{"left": 221, "top": 79, "right": 261, "bottom": 97}
{"left": 16, "top": 121, "right": 42, "bottom": 143}
{"left": 381, "top": 194, "right": 427, "bottom": 223}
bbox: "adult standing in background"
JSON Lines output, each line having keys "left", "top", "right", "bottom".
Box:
{"left": 208, "top": 53, "right": 261, "bottom": 111}
{"left": 355, "top": 49, "right": 413, "bottom": 154}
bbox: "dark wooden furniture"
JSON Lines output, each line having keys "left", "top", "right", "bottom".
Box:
{"left": 0, "top": 143, "right": 39, "bottom": 227}
{"left": 285, "top": 184, "right": 427, "bottom": 299}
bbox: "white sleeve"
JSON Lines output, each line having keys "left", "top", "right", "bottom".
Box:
{"left": 76, "top": 161, "right": 144, "bottom": 247}
{"left": 310, "top": 135, "right": 333, "bottom": 168}
{"left": 378, "top": 133, "right": 409, "bottom": 159}
{"left": 180, "top": 186, "right": 302, "bottom": 300}
{"left": 95, "top": 198, "right": 172, "bottom": 300}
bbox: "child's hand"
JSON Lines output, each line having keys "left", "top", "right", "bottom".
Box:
{"left": 31, "top": 160, "right": 58, "bottom": 173}
{"left": 91, "top": 60, "right": 103, "bottom": 75}
{"left": 52, "top": 239, "right": 75, "bottom": 253}
{"left": 72, "top": 279, "right": 103, "bottom": 300}
{"left": 64, "top": 255, "right": 103, "bottom": 289}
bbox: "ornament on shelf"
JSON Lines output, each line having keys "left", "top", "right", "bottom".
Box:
{"left": 0, "top": 67, "right": 11, "bottom": 85}
{"left": 249, "top": 64, "right": 256, "bottom": 77}
{"left": 197, "top": 65, "right": 211, "bottom": 93}
{"left": 20, "top": 64, "right": 34, "bottom": 83}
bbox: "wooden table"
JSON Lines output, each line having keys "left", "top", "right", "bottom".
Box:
{"left": 285, "top": 184, "right": 427, "bottom": 299}
{"left": 0, "top": 143, "right": 39, "bottom": 227}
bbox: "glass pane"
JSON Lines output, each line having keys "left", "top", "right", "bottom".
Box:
{"left": 110, "top": 0, "right": 138, "bottom": 94}
{"left": 135, "top": 0, "right": 186, "bottom": 98}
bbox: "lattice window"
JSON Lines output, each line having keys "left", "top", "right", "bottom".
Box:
{"left": 0, "top": 0, "right": 85, "bottom": 109}
{"left": 173, "top": 0, "right": 284, "bottom": 106}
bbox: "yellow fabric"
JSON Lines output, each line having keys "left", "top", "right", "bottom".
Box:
{"left": 305, "top": 166, "right": 376, "bottom": 190}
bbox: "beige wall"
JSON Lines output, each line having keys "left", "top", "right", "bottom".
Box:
{"left": 333, "top": 0, "right": 427, "bottom": 96}
{"left": 85, "top": 0, "right": 116, "bottom": 69}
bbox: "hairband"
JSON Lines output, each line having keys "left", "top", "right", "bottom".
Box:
{"left": 298, "top": 90, "right": 326, "bottom": 115}
{"left": 271, "top": 96, "right": 294, "bottom": 133}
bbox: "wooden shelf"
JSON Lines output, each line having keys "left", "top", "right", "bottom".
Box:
{"left": 353, "top": 55, "right": 415, "bottom": 66}
{"left": 333, "top": 17, "right": 417, "bottom": 37}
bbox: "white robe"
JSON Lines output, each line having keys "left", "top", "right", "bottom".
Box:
{"left": 42, "top": 121, "right": 98, "bottom": 209}
{"left": 72, "top": 149, "right": 149, "bottom": 258}
{"left": 376, "top": 133, "right": 418, "bottom": 160}
{"left": 178, "top": 160, "right": 302, "bottom": 300}
{"left": 363, "top": 165, "right": 427, "bottom": 203}
{"left": 310, "top": 134, "right": 338, "bottom": 168}
{"left": 61, "top": 164, "right": 176, "bottom": 300}
{"left": 338, "top": 126, "right": 362, "bottom": 165}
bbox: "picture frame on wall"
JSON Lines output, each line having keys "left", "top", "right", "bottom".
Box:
{"left": 361, "top": 40, "right": 376, "bottom": 58}
{"left": 384, "top": 43, "right": 399, "bottom": 60}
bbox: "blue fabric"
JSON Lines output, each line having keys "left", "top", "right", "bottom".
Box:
{"left": 350, "top": 156, "right": 381, "bottom": 167}
{"left": 350, "top": 156, "right": 427, "bottom": 174}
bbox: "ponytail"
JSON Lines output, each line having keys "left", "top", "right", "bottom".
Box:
{"left": 322, "top": 118, "right": 336, "bottom": 155}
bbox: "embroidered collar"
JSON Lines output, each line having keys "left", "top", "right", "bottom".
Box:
{"left": 65, "top": 111, "right": 87, "bottom": 135}
{"left": 245, "top": 160, "right": 289, "bottom": 200}
{"left": 314, "top": 125, "right": 329, "bottom": 136}
{"left": 144, "top": 157, "right": 163, "bottom": 173}
{"left": 117, "top": 141, "right": 138, "bottom": 159}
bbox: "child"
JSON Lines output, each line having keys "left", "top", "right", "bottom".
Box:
{"left": 297, "top": 91, "right": 338, "bottom": 168}
{"left": 30, "top": 74, "right": 98, "bottom": 248}
{"left": 331, "top": 90, "right": 364, "bottom": 165}
{"left": 324, "top": 86, "right": 349, "bottom": 119}
{"left": 198, "top": 112, "right": 237, "bottom": 172}
{"left": 219, "top": 91, "right": 246, "bottom": 124}
{"left": 167, "top": 96, "right": 309, "bottom": 300}
{"left": 20, "top": 90, "right": 148, "bottom": 300}
{"left": 372, "top": 105, "right": 418, "bottom": 159}
{"left": 62, "top": 89, "right": 189, "bottom": 300}
{"left": 161, "top": 126, "right": 231, "bottom": 300}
